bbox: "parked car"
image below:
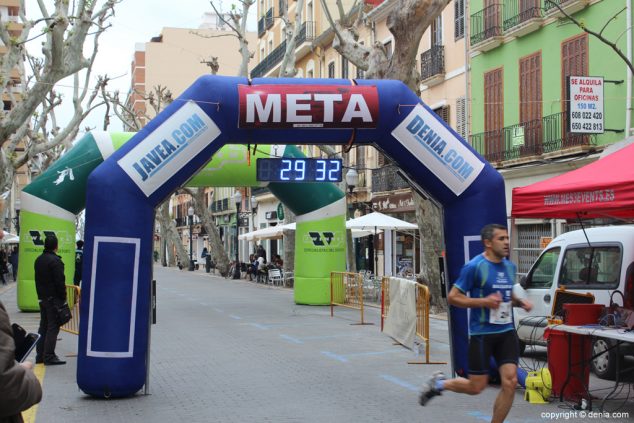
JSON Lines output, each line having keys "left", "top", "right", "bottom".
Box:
{"left": 514, "top": 226, "right": 634, "bottom": 379}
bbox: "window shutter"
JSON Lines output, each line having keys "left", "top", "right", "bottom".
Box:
{"left": 456, "top": 96, "right": 467, "bottom": 139}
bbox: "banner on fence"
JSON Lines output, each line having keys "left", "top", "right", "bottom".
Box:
{"left": 383, "top": 277, "right": 417, "bottom": 349}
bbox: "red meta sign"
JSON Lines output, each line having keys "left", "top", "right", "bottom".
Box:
{"left": 238, "top": 85, "right": 379, "bottom": 129}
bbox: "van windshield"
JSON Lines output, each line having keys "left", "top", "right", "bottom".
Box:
{"left": 526, "top": 248, "right": 560, "bottom": 289}
{"left": 559, "top": 245, "right": 621, "bottom": 289}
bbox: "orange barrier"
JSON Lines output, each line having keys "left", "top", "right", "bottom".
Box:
{"left": 381, "top": 277, "right": 445, "bottom": 364}
{"left": 61, "top": 284, "right": 81, "bottom": 335}
{"left": 330, "top": 272, "right": 373, "bottom": 325}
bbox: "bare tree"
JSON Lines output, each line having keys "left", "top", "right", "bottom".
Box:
{"left": 0, "top": 0, "right": 118, "bottom": 193}
{"left": 321, "top": 0, "right": 451, "bottom": 311}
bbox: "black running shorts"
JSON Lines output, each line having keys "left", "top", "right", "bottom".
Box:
{"left": 468, "top": 330, "right": 519, "bottom": 375}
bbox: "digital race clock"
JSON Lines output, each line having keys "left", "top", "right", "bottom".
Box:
{"left": 256, "top": 158, "right": 343, "bottom": 182}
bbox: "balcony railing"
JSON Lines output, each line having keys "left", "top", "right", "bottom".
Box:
{"left": 470, "top": 3, "right": 503, "bottom": 46}
{"left": 543, "top": 0, "right": 586, "bottom": 13}
{"left": 470, "top": 112, "right": 596, "bottom": 163}
{"left": 258, "top": 17, "right": 265, "bottom": 37}
{"left": 372, "top": 165, "right": 409, "bottom": 193}
{"left": 503, "top": 0, "right": 542, "bottom": 31}
{"left": 297, "top": 21, "right": 316, "bottom": 44}
{"left": 265, "top": 8, "right": 274, "bottom": 29}
{"left": 420, "top": 45, "right": 445, "bottom": 82}
{"left": 251, "top": 23, "right": 317, "bottom": 78}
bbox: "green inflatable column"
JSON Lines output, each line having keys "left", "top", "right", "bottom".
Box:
{"left": 268, "top": 146, "right": 347, "bottom": 304}
{"left": 17, "top": 132, "right": 134, "bottom": 311}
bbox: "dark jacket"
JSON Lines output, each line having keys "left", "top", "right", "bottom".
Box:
{"left": 34, "top": 251, "right": 66, "bottom": 301}
{"left": 0, "top": 301, "right": 42, "bottom": 423}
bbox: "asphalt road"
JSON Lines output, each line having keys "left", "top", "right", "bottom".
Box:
{"left": 1, "top": 266, "right": 633, "bottom": 422}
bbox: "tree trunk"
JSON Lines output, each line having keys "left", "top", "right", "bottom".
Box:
{"left": 157, "top": 201, "right": 189, "bottom": 269}
{"left": 187, "top": 188, "right": 231, "bottom": 277}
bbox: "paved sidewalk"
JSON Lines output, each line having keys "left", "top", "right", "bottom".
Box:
{"left": 2, "top": 266, "right": 632, "bottom": 422}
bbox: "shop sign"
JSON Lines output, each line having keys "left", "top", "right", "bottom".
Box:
{"left": 371, "top": 192, "right": 415, "bottom": 212}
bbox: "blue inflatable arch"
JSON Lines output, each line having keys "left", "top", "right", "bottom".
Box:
{"left": 78, "top": 76, "right": 505, "bottom": 397}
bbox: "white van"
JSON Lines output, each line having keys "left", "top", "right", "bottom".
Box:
{"left": 514, "top": 226, "right": 634, "bottom": 379}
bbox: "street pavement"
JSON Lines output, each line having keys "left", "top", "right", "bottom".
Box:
{"left": 1, "top": 266, "right": 633, "bottom": 422}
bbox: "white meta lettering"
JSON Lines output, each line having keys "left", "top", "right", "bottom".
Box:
{"left": 287, "top": 94, "right": 313, "bottom": 123}
{"left": 313, "top": 94, "right": 343, "bottom": 122}
{"left": 246, "top": 93, "right": 281, "bottom": 123}
{"left": 342, "top": 94, "right": 373, "bottom": 122}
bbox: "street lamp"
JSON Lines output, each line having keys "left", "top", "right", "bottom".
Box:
{"left": 188, "top": 206, "right": 195, "bottom": 271}
{"left": 233, "top": 190, "right": 242, "bottom": 279}
{"left": 345, "top": 168, "right": 359, "bottom": 194}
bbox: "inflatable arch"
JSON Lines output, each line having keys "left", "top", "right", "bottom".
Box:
{"left": 77, "top": 76, "right": 505, "bottom": 397}
{"left": 17, "top": 133, "right": 344, "bottom": 310}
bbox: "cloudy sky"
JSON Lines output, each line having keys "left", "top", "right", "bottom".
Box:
{"left": 24, "top": 0, "right": 255, "bottom": 132}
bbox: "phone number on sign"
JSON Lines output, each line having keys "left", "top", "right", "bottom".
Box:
{"left": 541, "top": 411, "right": 630, "bottom": 420}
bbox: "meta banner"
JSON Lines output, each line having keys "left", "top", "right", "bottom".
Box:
{"left": 392, "top": 104, "right": 484, "bottom": 196}
{"left": 118, "top": 101, "right": 221, "bottom": 196}
{"left": 238, "top": 84, "right": 379, "bottom": 129}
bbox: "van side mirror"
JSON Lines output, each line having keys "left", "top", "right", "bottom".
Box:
{"left": 519, "top": 276, "right": 528, "bottom": 289}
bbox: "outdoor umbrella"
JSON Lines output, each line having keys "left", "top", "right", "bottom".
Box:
{"left": 346, "top": 212, "right": 418, "bottom": 275}
{"left": 1, "top": 231, "right": 18, "bottom": 244}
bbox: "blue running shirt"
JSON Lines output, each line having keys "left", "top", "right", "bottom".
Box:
{"left": 454, "top": 254, "right": 516, "bottom": 335}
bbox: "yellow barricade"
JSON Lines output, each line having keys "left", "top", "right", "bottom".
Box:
{"left": 381, "top": 277, "right": 445, "bottom": 365}
{"left": 61, "top": 285, "right": 81, "bottom": 335}
{"left": 330, "top": 271, "right": 372, "bottom": 325}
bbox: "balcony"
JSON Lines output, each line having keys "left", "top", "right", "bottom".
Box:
{"left": 265, "top": 8, "right": 274, "bottom": 29}
{"left": 251, "top": 23, "right": 317, "bottom": 78}
{"left": 470, "top": 112, "right": 596, "bottom": 164}
{"left": 503, "top": 0, "right": 543, "bottom": 38}
{"left": 372, "top": 165, "right": 409, "bottom": 193}
{"left": 470, "top": 3, "right": 504, "bottom": 52}
{"left": 258, "top": 17, "right": 265, "bottom": 37}
{"left": 543, "top": 0, "right": 590, "bottom": 17}
{"left": 420, "top": 45, "right": 445, "bottom": 87}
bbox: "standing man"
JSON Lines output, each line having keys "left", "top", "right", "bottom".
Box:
{"left": 74, "top": 240, "right": 83, "bottom": 286}
{"left": 9, "top": 246, "right": 18, "bottom": 282}
{"left": 419, "top": 224, "right": 532, "bottom": 423}
{"left": 34, "top": 235, "right": 67, "bottom": 365}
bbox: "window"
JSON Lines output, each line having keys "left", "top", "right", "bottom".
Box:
{"left": 433, "top": 106, "right": 449, "bottom": 124}
{"left": 559, "top": 246, "right": 621, "bottom": 289}
{"left": 454, "top": 0, "right": 465, "bottom": 40}
{"left": 456, "top": 96, "right": 467, "bottom": 139}
{"left": 484, "top": 67, "right": 504, "bottom": 156}
{"left": 561, "top": 34, "right": 588, "bottom": 144}
{"left": 341, "top": 57, "right": 349, "bottom": 79}
{"left": 328, "top": 61, "right": 335, "bottom": 78}
{"left": 431, "top": 14, "right": 442, "bottom": 47}
{"left": 526, "top": 248, "right": 561, "bottom": 289}
{"left": 519, "top": 52, "right": 542, "bottom": 149}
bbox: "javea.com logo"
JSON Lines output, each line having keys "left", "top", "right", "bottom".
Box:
{"left": 391, "top": 104, "right": 484, "bottom": 196}
{"left": 118, "top": 101, "right": 221, "bottom": 196}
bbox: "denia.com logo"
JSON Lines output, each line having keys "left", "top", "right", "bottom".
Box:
{"left": 405, "top": 115, "right": 475, "bottom": 182}
{"left": 132, "top": 113, "right": 208, "bottom": 182}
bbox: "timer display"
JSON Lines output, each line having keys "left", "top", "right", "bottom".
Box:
{"left": 256, "top": 158, "right": 343, "bottom": 182}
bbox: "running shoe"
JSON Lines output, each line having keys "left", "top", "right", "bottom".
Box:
{"left": 419, "top": 371, "right": 445, "bottom": 406}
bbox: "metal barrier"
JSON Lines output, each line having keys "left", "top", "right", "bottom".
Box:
{"left": 330, "top": 272, "right": 373, "bottom": 325}
{"left": 381, "top": 277, "right": 446, "bottom": 365}
{"left": 61, "top": 284, "right": 81, "bottom": 335}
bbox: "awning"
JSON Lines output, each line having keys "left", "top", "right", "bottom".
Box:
{"left": 512, "top": 142, "right": 634, "bottom": 219}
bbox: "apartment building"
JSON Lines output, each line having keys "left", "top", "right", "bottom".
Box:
{"left": 467, "top": 0, "right": 632, "bottom": 274}
{"left": 126, "top": 13, "right": 256, "bottom": 262}
{"left": 0, "top": 0, "right": 25, "bottom": 236}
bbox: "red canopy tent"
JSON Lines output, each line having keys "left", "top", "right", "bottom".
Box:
{"left": 512, "top": 143, "right": 634, "bottom": 219}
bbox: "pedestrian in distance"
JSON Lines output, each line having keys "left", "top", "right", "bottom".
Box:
{"left": 419, "top": 224, "right": 533, "bottom": 423}
{"left": 0, "top": 299, "right": 42, "bottom": 423}
{"left": 9, "top": 246, "right": 18, "bottom": 282}
{"left": 74, "top": 240, "right": 83, "bottom": 286}
{"left": 0, "top": 250, "right": 7, "bottom": 286}
{"left": 34, "top": 235, "right": 67, "bottom": 365}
